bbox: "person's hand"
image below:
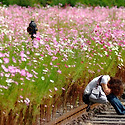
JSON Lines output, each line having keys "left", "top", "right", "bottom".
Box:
{"left": 101, "top": 83, "right": 111, "bottom": 95}
{"left": 104, "top": 88, "right": 111, "bottom": 95}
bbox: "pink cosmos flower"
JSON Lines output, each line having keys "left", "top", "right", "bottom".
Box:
{"left": 27, "top": 72, "right": 33, "bottom": 78}
{"left": 0, "top": 52, "right": 4, "bottom": 57}
{"left": 24, "top": 98, "right": 30, "bottom": 106}
{"left": 62, "top": 87, "right": 65, "bottom": 91}
{"left": 52, "top": 56, "right": 58, "bottom": 61}
{"left": 27, "top": 51, "right": 30, "bottom": 55}
{"left": 40, "top": 54, "right": 44, "bottom": 57}
{"left": 34, "top": 75, "right": 38, "bottom": 78}
{"left": 20, "top": 95, "right": 23, "bottom": 99}
{"left": 1, "top": 65, "right": 8, "bottom": 72}
{"left": 8, "top": 66, "right": 16, "bottom": 74}
{"left": 50, "top": 62, "right": 53, "bottom": 65}
{"left": 20, "top": 51, "right": 25, "bottom": 57}
{"left": 44, "top": 105, "right": 47, "bottom": 107}
{"left": 65, "top": 64, "right": 68, "bottom": 68}
{"left": 20, "top": 78, "right": 24, "bottom": 81}
{"left": 36, "top": 37, "right": 40, "bottom": 40}
{"left": 103, "top": 45, "right": 106, "bottom": 49}
{"left": 54, "top": 65, "right": 58, "bottom": 67}
{"left": 12, "top": 57, "right": 16, "bottom": 63}
{"left": 26, "top": 77, "right": 30, "bottom": 80}
{"left": 57, "top": 69, "right": 62, "bottom": 74}
{"left": 97, "top": 69, "right": 100, "bottom": 72}
{"left": 0, "top": 85, "right": 8, "bottom": 89}
{"left": 3, "top": 58, "right": 9, "bottom": 64}
{"left": 49, "top": 89, "right": 52, "bottom": 92}
{"left": 15, "top": 81, "right": 18, "bottom": 85}
{"left": 31, "top": 69, "right": 38, "bottom": 75}
{"left": 20, "top": 69, "right": 26, "bottom": 76}
{"left": 0, "top": 72, "right": 4, "bottom": 77}
{"left": 57, "top": 63, "right": 60, "bottom": 65}
{"left": 33, "top": 41, "right": 39, "bottom": 48}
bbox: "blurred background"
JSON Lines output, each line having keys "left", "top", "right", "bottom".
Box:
{"left": 0, "top": 0, "right": 125, "bottom": 7}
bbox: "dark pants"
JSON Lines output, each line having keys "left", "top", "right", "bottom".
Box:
{"left": 107, "top": 93, "right": 125, "bottom": 115}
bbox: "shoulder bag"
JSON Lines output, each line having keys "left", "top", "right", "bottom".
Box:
{"left": 89, "top": 75, "right": 108, "bottom": 104}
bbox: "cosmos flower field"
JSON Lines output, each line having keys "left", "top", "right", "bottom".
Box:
{"left": 0, "top": 5, "right": 125, "bottom": 112}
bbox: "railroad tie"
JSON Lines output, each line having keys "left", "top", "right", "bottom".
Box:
{"left": 85, "top": 100, "right": 125, "bottom": 125}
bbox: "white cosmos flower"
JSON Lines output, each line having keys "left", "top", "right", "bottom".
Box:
{"left": 25, "top": 67, "right": 28, "bottom": 71}
{"left": 5, "top": 73, "right": 10, "bottom": 77}
{"left": 6, "top": 78, "right": 14, "bottom": 83}
{"left": 21, "top": 83, "right": 24, "bottom": 85}
{"left": 0, "top": 59, "right": 3, "bottom": 63}
{"left": 35, "top": 53, "right": 40, "bottom": 56}
{"left": 33, "top": 60, "right": 37, "bottom": 62}
{"left": 41, "top": 76, "right": 45, "bottom": 80}
{"left": 50, "top": 80, "right": 54, "bottom": 83}
{"left": 43, "top": 69, "right": 48, "bottom": 72}
{"left": 54, "top": 87, "right": 58, "bottom": 91}
{"left": 49, "top": 95, "right": 52, "bottom": 98}
{"left": 39, "top": 57, "right": 44, "bottom": 60}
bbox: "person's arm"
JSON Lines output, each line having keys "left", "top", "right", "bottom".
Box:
{"left": 101, "top": 83, "right": 111, "bottom": 95}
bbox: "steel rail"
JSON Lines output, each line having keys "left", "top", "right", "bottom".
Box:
{"left": 45, "top": 103, "right": 99, "bottom": 125}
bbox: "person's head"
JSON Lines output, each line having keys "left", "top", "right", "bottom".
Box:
{"left": 108, "top": 77, "right": 124, "bottom": 96}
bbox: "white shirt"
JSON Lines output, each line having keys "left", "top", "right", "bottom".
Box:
{"left": 84, "top": 75, "right": 110, "bottom": 95}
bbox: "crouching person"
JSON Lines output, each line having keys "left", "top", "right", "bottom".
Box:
{"left": 83, "top": 75, "right": 125, "bottom": 115}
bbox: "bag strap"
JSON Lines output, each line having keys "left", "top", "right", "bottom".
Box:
{"left": 97, "top": 75, "right": 103, "bottom": 86}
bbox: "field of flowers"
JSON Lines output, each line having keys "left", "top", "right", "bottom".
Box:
{"left": 0, "top": 4, "right": 125, "bottom": 117}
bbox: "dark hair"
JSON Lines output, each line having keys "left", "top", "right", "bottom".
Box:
{"left": 108, "top": 77, "right": 124, "bottom": 96}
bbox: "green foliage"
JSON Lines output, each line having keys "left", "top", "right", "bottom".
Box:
{"left": 79, "top": 0, "right": 125, "bottom": 7}
{"left": 0, "top": 0, "right": 125, "bottom": 7}
{"left": 0, "top": 0, "right": 37, "bottom": 7}
{"left": 38, "top": 0, "right": 48, "bottom": 6}
{"left": 49, "top": 0, "right": 77, "bottom": 6}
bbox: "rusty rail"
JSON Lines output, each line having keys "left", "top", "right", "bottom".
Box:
{"left": 45, "top": 103, "right": 100, "bottom": 125}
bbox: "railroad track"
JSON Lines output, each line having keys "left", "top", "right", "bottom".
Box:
{"left": 85, "top": 100, "right": 125, "bottom": 125}
{"left": 45, "top": 99, "right": 125, "bottom": 125}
